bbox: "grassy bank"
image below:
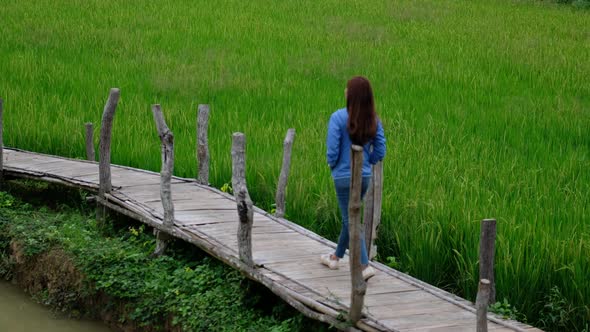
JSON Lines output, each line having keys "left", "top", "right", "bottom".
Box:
{"left": 0, "top": 182, "right": 326, "bottom": 331}
{"left": 0, "top": 0, "right": 588, "bottom": 330}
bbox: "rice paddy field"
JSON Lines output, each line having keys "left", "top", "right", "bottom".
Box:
{"left": 1, "top": 0, "right": 589, "bottom": 330}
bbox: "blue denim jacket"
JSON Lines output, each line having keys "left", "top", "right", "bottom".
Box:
{"left": 326, "top": 108, "right": 386, "bottom": 179}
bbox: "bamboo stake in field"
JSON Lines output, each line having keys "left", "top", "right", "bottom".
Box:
{"left": 85, "top": 122, "right": 95, "bottom": 161}
{"left": 151, "top": 104, "right": 175, "bottom": 257}
{"left": 476, "top": 278, "right": 491, "bottom": 332}
{"left": 480, "top": 218, "right": 497, "bottom": 304}
{"left": 275, "top": 128, "right": 295, "bottom": 218}
{"left": 97, "top": 88, "right": 120, "bottom": 223}
{"left": 197, "top": 104, "right": 210, "bottom": 185}
{"left": 231, "top": 133, "right": 254, "bottom": 267}
{"left": 0, "top": 98, "right": 4, "bottom": 187}
{"left": 349, "top": 144, "right": 366, "bottom": 324}
{"left": 364, "top": 161, "right": 383, "bottom": 260}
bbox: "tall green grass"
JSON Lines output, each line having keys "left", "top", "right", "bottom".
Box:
{"left": 1, "top": 0, "right": 588, "bottom": 329}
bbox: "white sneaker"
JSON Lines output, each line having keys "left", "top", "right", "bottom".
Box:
{"left": 320, "top": 253, "right": 339, "bottom": 270}
{"left": 362, "top": 266, "right": 376, "bottom": 280}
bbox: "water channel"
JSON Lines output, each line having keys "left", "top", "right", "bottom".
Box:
{"left": 0, "top": 281, "right": 113, "bottom": 332}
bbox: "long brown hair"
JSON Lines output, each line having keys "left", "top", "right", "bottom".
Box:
{"left": 346, "top": 76, "right": 377, "bottom": 145}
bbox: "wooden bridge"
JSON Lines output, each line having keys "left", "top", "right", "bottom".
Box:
{"left": 0, "top": 93, "right": 542, "bottom": 331}
{"left": 2, "top": 147, "right": 541, "bottom": 332}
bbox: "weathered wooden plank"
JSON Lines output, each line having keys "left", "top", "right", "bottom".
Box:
{"left": 2, "top": 156, "right": 44, "bottom": 167}
{"left": 266, "top": 263, "right": 339, "bottom": 276}
{"left": 175, "top": 216, "right": 238, "bottom": 226}
{"left": 253, "top": 238, "right": 326, "bottom": 250}
{"left": 3, "top": 151, "right": 55, "bottom": 162}
{"left": 366, "top": 300, "right": 459, "bottom": 318}
{"left": 257, "top": 250, "right": 323, "bottom": 264}
{"left": 33, "top": 161, "right": 95, "bottom": 171}
{"left": 118, "top": 183, "right": 162, "bottom": 193}
{"left": 364, "top": 290, "right": 438, "bottom": 307}
{"left": 40, "top": 166, "right": 98, "bottom": 178}
{"left": 253, "top": 235, "right": 316, "bottom": 245}
{"left": 195, "top": 221, "right": 293, "bottom": 236}
{"left": 174, "top": 213, "right": 275, "bottom": 227}
{"left": 75, "top": 170, "right": 168, "bottom": 185}
{"left": 252, "top": 226, "right": 298, "bottom": 234}
{"left": 7, "top": 159, "right": 69, "bottom": 170}
{"left": 142, "top": 196, "right": 228, "bottom": 205}
{"left": 2, "top": 153, "right": 58, "bottom": 164}
{"left": 407, "top": 322, "right": 511, "bottom": 332}
{"left": 3, "top": 167, "right": 98, "bottom": 189}
{"left": 254, "top": 243, "right": 331, "bottom": 257}
{"left": 277, "top": 267, "right": 353, "bottom": 280}
{"left": 260, "top": 270, "right": 318, "bottom": 297}
{"left": 216, "top": 236, "right": 315, "bottom": 250}
{"left": 125, "top": 188, "right": 215, "bottom": 200}
{"left": 225, "top": 238, "right": 322, "bottom": 255}
{"left": 256, "top": 252, "right": 336, "bottom": 265}
{"left": 6, "top": 161, "right": 96, "bottom": 178}
{"left": 143, "top": 200, "right": 235, "bottom": 211}
{"left": 382, "top": 309, "right": 476, "bottom": 330}
{"left": 122, "top": 182, "right": 219, "bottom": 196}
{"left": 306, "top": 279, "right": 418, "bottom": 300}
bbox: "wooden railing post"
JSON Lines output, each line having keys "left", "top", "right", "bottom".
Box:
{"left": 151, "top": 104, "right": 175, "bottom": 257}
{"left": 97, "top": 88, "right": 120, "bottom": 223}
{"left": 231, "top": 133, "right": 254, "bottom": 267}
{"left": 364, "top": 161, "right": 383, "bottom": 260}
{"left": 480, "top": 218, "right": 497, "bottom": 304}
{"left": 197, "top": 104, "right": 210, "bottom": 185}
{"left": 349, "top": 144, "right": 366, "bottom": 324}
{"left": 0, "top": 98, "right": 4, "bottom": 186}
{"left": 275, "top": 128, "right": 295, "bottom": 218}
{"left": 476, "top": 279, "right": 491, "bottom": 332}
{"left": 85, "top": 122, "right": 95, "bottom": 161}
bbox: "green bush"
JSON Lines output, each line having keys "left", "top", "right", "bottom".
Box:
{"left": 0, "top": 189, "right": 325, "bottom": 331}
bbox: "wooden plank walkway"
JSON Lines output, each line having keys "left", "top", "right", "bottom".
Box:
{"left": 2, "top": 147, "right": 542, "bottom": 332}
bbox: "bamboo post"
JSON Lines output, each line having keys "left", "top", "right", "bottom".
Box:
{"left": 275, "top": 128, "right": 295, "bottom": 218}
{"left": 197, "top": 104, "right": 210, "bottom": 185}
{"left": 364, "top": 161, "right": 383, "bottom": 259}
{"left": 85, "top": 122, "right": 95, "bottom": 161}
{"left": 152, "top": 104, "right": 175, "bottom": 228}
{"left": 349, "top": 144, "right": 366, "bottom": 324}
{"left": 480, "top": 218, "right": 497, "bottom": 304}
{"left": 0, "top": 98, "right": 4, "bottom": 186}
{"left": 97, "top": 88, "right": 120, "bottom": 223}
{"left": 231, "top": 133, "right": 254, "bottom": 267}
{"left": 151, "top": 104, "right": 175, "bottom": 257}
{"left": 363, "top": 175, "right": 375, "bottom": 258}
{"left": 476, "top": 279, "right": 491, "bottom": 332}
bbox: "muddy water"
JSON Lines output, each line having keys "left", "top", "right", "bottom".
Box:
{"left": 0, "top": 281, "right": 113, "bottom": 332}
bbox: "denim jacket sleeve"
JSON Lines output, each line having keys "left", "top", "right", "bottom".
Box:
{"left": 369, "top": 120, "right": 386, "bottom": 164}
{"left": 326, "top": 113, "right": 341, "bottom": 169}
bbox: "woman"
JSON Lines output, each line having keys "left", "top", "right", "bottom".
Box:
{"left": 320, "top": 76, "right": 386, "bottom": 281}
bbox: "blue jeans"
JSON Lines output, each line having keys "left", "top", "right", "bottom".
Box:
{"left": 334, "top": 176, "right": 371, "bottom": 265}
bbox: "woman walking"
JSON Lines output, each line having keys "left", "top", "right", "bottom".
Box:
{"left": 320, "top": 76, "right": 386, "bottom": 280}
